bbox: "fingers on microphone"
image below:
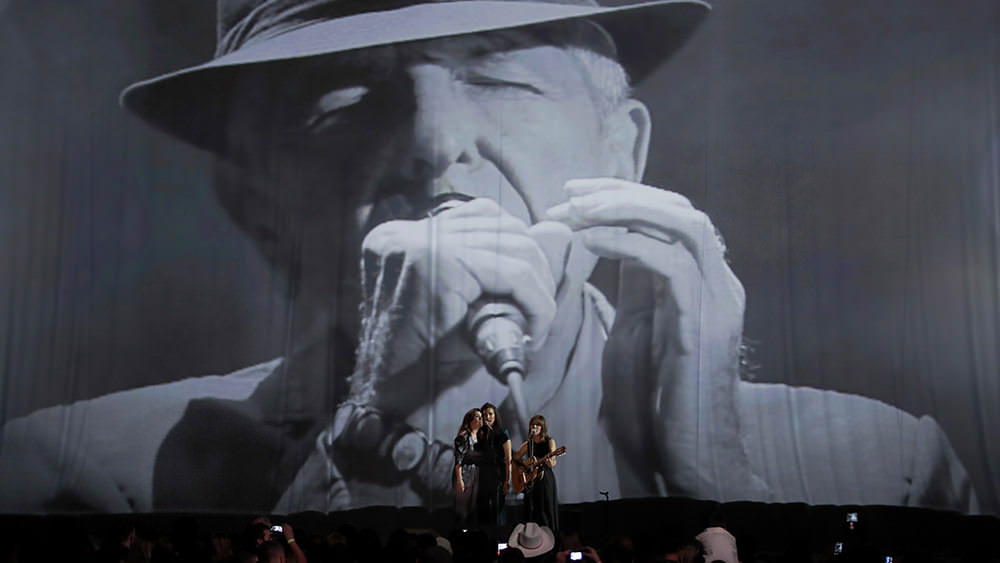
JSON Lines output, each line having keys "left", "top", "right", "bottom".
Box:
{"left": 454, "top": 249, "right": 557, "bottom": 342}
{"left": 361, "top": 218, "right": 416, "bottom": 255}
{"left": 446, "top": 231, "right": 556, "bottom": 292}
{"left": 435, "top": 197, "right": 503, "bottom": 219}
{"left": 440, "top": 214, "right": 527, "bottom": 234}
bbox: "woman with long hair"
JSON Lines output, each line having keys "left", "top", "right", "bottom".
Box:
{"left": 514, "top": 414, "right": 559, "bottom": 532}
{"left": 454, "top": 408, "right": 483, "bottom": 526}
{"left": 477, "top": 402, "right": 512, "bottom": 524}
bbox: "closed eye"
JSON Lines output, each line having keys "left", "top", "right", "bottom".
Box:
{"left": 464, "top": 76, "right": 543, "bottom": 95}
{"left": 302, "top": 85, "right": 370, "bottom": 132}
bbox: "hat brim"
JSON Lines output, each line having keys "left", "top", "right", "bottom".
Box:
{"left": 121, "top": 0, "right": 709, "bottom": 154}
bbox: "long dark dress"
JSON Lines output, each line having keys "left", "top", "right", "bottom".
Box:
{"left": 476, "top": 424, "right": 510, "bottom": 525}
{"left": 453, "top": 432, "right": 480, "bottom": 526}
{"left": 522, "top": 437, "right": 558, "bottom": 532}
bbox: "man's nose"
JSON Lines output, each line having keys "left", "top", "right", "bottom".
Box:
{"left": 403, "top": 64, "right": 480, "bottom": 190}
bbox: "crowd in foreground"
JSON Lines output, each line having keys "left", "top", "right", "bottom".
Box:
{"left": 0, "top": 509, "right": 995, "bottom": 563}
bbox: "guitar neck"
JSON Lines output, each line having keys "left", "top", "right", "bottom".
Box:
{"left": 513, "top": 445, "right": 566, "bottom": 492}
{"left": 530, "top": 446, "right": 566, "bottom": 467}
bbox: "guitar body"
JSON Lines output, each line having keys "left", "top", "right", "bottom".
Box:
{"left": 511, "top": 458, "right": 539, "bottom": 493}
{"left": 512, "top": 446, "right": 566, "bottom": 492}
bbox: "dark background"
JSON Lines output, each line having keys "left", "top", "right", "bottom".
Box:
{"left": 1, "top": 0, "right": 998, "bottom": 514}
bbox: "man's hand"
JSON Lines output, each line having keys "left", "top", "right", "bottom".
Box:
{"left": 547, "top": 178, "right": 742, "bottom": 316}
{"left": 355, "top": 197, "right": 571, "bottom": 418}
{"left": 548, "top": 178, "right": 768, "bottom": 502}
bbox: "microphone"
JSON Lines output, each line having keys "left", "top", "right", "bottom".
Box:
{"left": 466, "top": 300, "right": 527, "bottom": 377}
{"left": 420, "top": 192, "right": 533, "bottom": 435}
{"left": 466, "top": 299, "right": 532, "bottom": 438}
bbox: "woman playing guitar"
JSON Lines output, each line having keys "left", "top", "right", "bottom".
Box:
{"left": 513, "top": 414, "right": 560, "bottom": 532}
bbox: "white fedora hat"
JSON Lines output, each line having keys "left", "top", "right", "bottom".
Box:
{"left": 508, "top": 522, "right": 556, "bottom": 557}
{"left": 121, "top": 0, "right": 709, "bottom": 154}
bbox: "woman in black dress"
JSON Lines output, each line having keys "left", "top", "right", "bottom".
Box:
{"left": 477, "top": 402, "right": 512, "bottom": 525}
{"left": 514, "top": 414, "right": 559, "bottom": 532}
{"left": 454, "top": 408, "right": 483, "bottom": 527}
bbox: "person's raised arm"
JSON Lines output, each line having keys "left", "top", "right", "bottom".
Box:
{"left": 281, "top": 523, "right": 307, "bottom": 563}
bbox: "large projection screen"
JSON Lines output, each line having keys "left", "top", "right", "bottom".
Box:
{"left": 0, "top": 0, "right": 997, "bottom": 516}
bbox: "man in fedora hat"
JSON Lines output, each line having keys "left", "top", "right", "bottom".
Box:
{"left": 0, "top": 0, "right": 978, "bottom": 513}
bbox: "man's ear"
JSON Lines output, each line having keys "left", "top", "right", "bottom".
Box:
{"left": 603, "top": 99, "right": 651, "bottom": 182}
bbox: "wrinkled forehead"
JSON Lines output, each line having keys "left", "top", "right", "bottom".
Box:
{"left": 232, "top": 21, "right": 611, "bottom": 97}
{"left": 318, "top": 32, "right": 573, "bottom": 83}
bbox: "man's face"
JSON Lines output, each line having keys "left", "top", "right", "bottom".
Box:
{"left": 229, "top": 30, "right": 623, "bottom": 302}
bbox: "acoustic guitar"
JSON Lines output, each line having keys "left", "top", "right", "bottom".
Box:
{"left": 512, "top": 445, "right": 566, "bottom": 492}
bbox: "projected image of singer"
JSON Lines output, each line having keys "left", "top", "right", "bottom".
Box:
{"left": 0, "top": 0, "right": 978, "bottom": 513}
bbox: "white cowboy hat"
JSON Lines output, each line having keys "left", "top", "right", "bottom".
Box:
{"left": 120, "top": 0, "right": 709, "bottom": 154}
{"left": 508, "top": 522, "right": 556, "bottom": 557}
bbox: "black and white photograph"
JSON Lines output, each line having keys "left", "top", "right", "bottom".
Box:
{"left": 1, "top": 0, "right": 997, "bottom": 524}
